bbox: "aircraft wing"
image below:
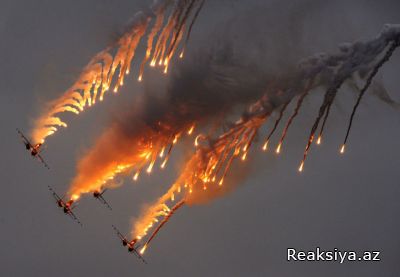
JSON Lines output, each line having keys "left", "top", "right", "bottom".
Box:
{"left": 68, "top": 210, "right": 83, "bottom": 227}
{"left": 37, "top": 154, "right": 50, "bottom": 170}
{"left": 112, "top": 225, "right": 126, "bottom": 241}
{"left": 16, "top": 128, "right": 30, "bottom": 145}
{"left": 48, "top": 186, "right": 62, "bottom": 202}
{"left": 132, "top": 248, "right": 148, "bottom": 264}
{"left": 98, "top": 196, "right": 112, "bottom": 210}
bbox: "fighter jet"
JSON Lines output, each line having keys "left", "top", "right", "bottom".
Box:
{"left": 112, "top": 225, "right": 147, "bottom": 264}
{"left": 17, "top": 128, "right": 49, "bottom": 169}
{"left": 48, "top": 185, "right": 82, "bottom": 226}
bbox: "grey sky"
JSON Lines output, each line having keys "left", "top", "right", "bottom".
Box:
{"left": 1, "top": 0, "right": 400, "bottom": 276}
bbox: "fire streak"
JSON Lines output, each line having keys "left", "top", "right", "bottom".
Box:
{"left": 30, "top": 0, "right": 205, "bottom": 145}
{"left": 67, "top": 126, "right": 191, "bottom": 201}
{"left": 141, "top": 200, "right": 185, "bottom": 252}
{"left": 132, "top": 114, "right": 267, "bottom": 245}
{"left": 129, "top": 25, "right": 400, "bottom": 252}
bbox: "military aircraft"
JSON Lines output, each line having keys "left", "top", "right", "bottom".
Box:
{"left": 48, "top": 186, "right": 82, "bottom": 226}
{"left": 112, "top": 225, "right": 147, "bottom": 264}
{"left": 16, "top": 128, "right": 49, "bottom": 169}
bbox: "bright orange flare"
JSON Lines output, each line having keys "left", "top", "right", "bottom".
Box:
{"left": 276, "top": 143, "right": 282, "bottom": 154}
{"left": 121, "top": 26, "right": 400, "bottom": 254}
{"left": 262, "top": 140, "right": 269, "bottom": 151}
{"left": 30, "top": 0, "right": 200, "bottom": 144}
{"left": 133, "top": 171, "right": 140, "bottom": 181}
{"left": 187, "top": 124, "right": 195, "bottom": 135}
{"left": 67, "top": 120, "right": 199, "bottom": 200}
{"left": 298, "top": 161, "right": 304, "bottom": 172}
{"left": 140, "top": 245, "right": 147, "bottom": 255}
{"left": 132, "top": 116, "right": 267, "bottom": 241}
{"left": 340, "top": 144, "right": 346, "bottom": 154}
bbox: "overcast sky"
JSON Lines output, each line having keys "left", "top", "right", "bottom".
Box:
{"left": 1, "top": 0, "right": 400, "bottom": 276}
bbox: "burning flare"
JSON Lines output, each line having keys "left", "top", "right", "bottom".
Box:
{"left": 30, "top": 0, "right": 205, "bottom": 145}
{"left": 128, "top": 25, "right": 400, "bottom": 252}
{"left": 67, "top": 124, "right": 189, "bottom": 200}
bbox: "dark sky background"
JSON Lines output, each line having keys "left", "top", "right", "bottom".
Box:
{"left": 1, "top": 0, "right": 400, "bottom": 276}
